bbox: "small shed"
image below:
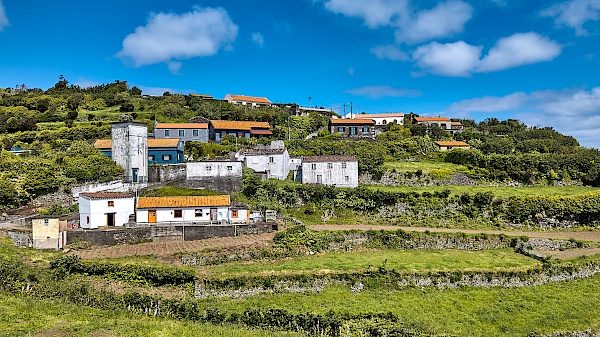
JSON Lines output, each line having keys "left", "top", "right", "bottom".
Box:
{"left": 32, "top": 216, "right": 68, "bottom": 250}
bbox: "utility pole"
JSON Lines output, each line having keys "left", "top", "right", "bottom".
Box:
{"left": 308, "top": 96, "right": 312, "bottom": 107}
{"left": 343, "top": 104, "right": 346, "bottom": 117}
{"left": 349, "top": 102, "right": 353, "bottom": 119}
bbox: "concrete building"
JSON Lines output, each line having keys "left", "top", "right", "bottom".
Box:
{"left": 224, "top": 94, "right": 272, "bottom": 107}
{"left": 329, "top": 118, "right": 375, "bottom": 139}
{"left": 354, "top": 113, "right": 404, "bottom": 135}
{"left": 78, "top": 192, "right": 135, "bottom": 229}
{"left": 136, "top": 195, "right": 244, "bottom": 223}
{"left": 434, "top": 141, "right": 470, "bottom": 151}
{"left": 95, "top": 138, "right": 184, "bottom": 165}
{"left": 414, "top": 117, "right": 452, "bottom": 131}
{"left": 449, "top": 121, "right": 465, "bottom": 135}
{"left": 154, "top": 123, "right": 209, "bottom": 143}
{"left": 32, "top": 216, "right": 67, "bottom": 250}
{"left": 209, "top": 120, "right": 272, "bottom": 142}
{"left": 301, "top": 156, "right": 359, "bottom": 188}
{"left": 236, "top": 141, "right": 290, "bottom": 180}
{"left": 111, "top": 122, "right": 148, "bottom": 183}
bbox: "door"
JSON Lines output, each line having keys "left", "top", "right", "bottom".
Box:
{"left": 210, "top": 208, "right": 218, "bottom": 221}
{"left": 106, "top": 213, "right": 116, "bottom": 226}
{"left": 148, "top": 210, "right": 157, "bottom": 223}
{"left": 132, "top": 168, "right": 138, "bottom": 183}
{"left": 317, "top": 175, "right": 322, "bottom": 184}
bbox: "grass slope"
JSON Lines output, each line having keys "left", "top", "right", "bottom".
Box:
{"left": 366, "top": 184, "right": 598, "bottom": 198}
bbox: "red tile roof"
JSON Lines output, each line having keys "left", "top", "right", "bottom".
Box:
{"left": 210, "top": 120, "right": 271, "bottom": 130}
{"left": 80, "top": 192, "right": 133, "bottom": 199}
{"left": 227, "top": 95, "right": 271, "bottom": 104}
{"left": 155, "top": 123, "right": 208, "bottom": 129}
{"left": 249, "top": 129, "right": 273, "bottom": 135}
{"left": 137, "top": 196, "right": 230, "bottom": 208}
{"left": 93, "top": 139, "right": 181, "bottom": 149}
{"left": 354, "top": 113, "right": 404, "bottom": 118}
{"left": 414, "top": 117, "right": 451, "bottom": 122}
{"left": 435, "top": 141, "right": 470, "bottom": 147}
{"left": 330, "top": 118, "right": 375, "bottom": 125}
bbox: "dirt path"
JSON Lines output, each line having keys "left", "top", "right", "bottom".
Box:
{"left": 72, "top": 232, "right": 276, "bottom": 259}
{"left": 309, "top": 225, "right": 600, "bottom": 242}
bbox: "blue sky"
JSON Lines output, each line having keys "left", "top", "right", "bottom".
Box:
{"left": 1, "top": 0, "right": 600, "bottom": 147}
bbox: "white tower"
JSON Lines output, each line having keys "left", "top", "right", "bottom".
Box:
{"left": 111, "top": 122, "right": 148, "bottom": 183}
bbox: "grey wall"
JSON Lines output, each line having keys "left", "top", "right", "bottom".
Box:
{"left": 155, "top": 128, "right": 208, "bottom": 143}
{"left": 148, "top": 164, "right": 187, "bottom": 183}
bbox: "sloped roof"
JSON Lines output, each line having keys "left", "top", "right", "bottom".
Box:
{"left": 414, "top": 117, "right": 451, "bottom": 122}
{"left": 93, "top": 138, "right": 181, "bottom": 149}
{"left": 330, "top": 118, "right": 375, "bottom": 125}
{"left": 137, "top": 196, "right": 231, "bottom": 209}
{"left": 354, "top": 113, "right": 404, "bottom": 118}
{"left": 435, "top": 141, "right": 470, "bottom": 147}
{"left": 303, "top": 155, "right": 357, "bottom": 162}
{"left": 210, "top": 120, "right": 271, "bottom": 130}
{"left": 450, "top": 121, "right": 463, "bottom": 126}
{"left": 249, "top": 129, "right": 273, "bottom": 135}
{"left": 227, "top": 94, "right": 271, "bottom": 104}
{"left": 155, "top": 123, "right": 208, "bottom": 129}
{"left": 80, "top": 192, "right": 133, "bottom": 200}
{"left": 239, "top": 148, "right": 286, "bottom": 155}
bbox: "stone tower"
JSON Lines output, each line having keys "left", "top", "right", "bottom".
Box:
{"left": 111, "top": 122, "right": 148, "bottom": 183}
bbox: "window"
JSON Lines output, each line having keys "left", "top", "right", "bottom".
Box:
{"left": 327, "top": 163, "right": 333, "bottom": 169}
{"left": 193, "top": 129, "right": 199, "bottom": 137}
{"left": 86, "top": 216, "right": 90, "bottom": 224}
{"left": 345, "top": 176, "right": 350, "bottom": 182}
{"left": 349, "top": 126, "right": 357, "bottom": 135}
{"left": 195, "top": 209, "right": 203, "bottom": 217}
{"left": 382, "top": 120, "right": 387, "bottom": 125}
{"left": 362, "top": 126, "right": 370, "bottom": 133}
{"left": 337, "top": 126, "right": 345, "bottom": 132}
{"left": 163, "top": 154, "right": 171, "bottom": 161}
{"left": 311, "top": 163, "right": 317, "bottom": 170}
{"left": 227, "top": 166, "right": 233, "bottom": 171}
{"left": 179, "top": 130, "right": 185, "bottom": 137}
{"left": 148, "top": 155, "right": 155, "bottom": 161}
{"left": 231, "top": 210, "right": 238, "bottom": 218}
{"left": 44, "top": 219, "right": 49, "bottom": 226}
{"left": 164, "top": 130, "right": 170, "bottom": 137}
{"left": 207, "top": 165, "right": 212, "bottom": 171}
{"left": 342, "top": 162, "right": 347, "bottom": 169}
{"left": 393, "top": 119, "right": 397, "bottom": 123}
{"left": 174, "top": 210, "right": 182, "bottom": 218}
{"left": 108, "top": 201, "right": 114, "bottom": 207}
{"left": 269, "top": 156, "right": 274, "bottom": 163}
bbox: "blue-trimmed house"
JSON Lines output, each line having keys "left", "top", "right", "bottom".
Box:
{"left": 94, "top": 138, "right": 184, "bottom": 165}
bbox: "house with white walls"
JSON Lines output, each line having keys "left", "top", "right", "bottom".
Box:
{"left": 301, "top": 156, "right": 359, "bottom": 188}
{"left": 136, "top": 195, "right": 247, "bottom": 224}
{"left": 78, "top": 192, "right": 135, "bottom": 229}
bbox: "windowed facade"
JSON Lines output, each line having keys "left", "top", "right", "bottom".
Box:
{"left": 311, "top": 163, "right": 317, "bottom": 170}
{"left": 179, "top": 130, "right": 185, "bottom": 137}
{"left": 174, "top": 210, "right": 182, "bottom": 218}
{"left": 349, "top": 126, "right": 357, "bottom": 135}
{"left": 342, "top": 162, "right": 347, "bottom": 169}
{"left": 193, "top": 129, "right": 199, "bottom": 137}
{"left": 362, "top": 126, "right": 370, "bottom": 133}
{"left": 337, "top": 126, "right": 345, "bottom": 132}
{"left": 327, "top": 163, "right": 333, "bottom": 169}
{"left": 164, "top": 130, "right": 170, "bottom": 137}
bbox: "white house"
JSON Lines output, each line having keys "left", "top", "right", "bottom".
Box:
{"left": 354, "top": 113, "right": 404, "bottom": 126}
{"left": 224, "top": 94, "right": 272, "bottom": 107}
{"left": 186, "top": 161, "right": 243, "bottom": 180}
{"left": 78, "top": 192, "right": 135, "bottom": 229}
{"left": 237, "top": 148, "right": 290, "bottom": 180}
{"left": 136, "top": 195, "right": 247, "bottom": 224}
{"left": 301, "top": 156, "right": 359, "bottom": 188}
{"left": 414, "top": 117, "right": 452, "bottom": 131}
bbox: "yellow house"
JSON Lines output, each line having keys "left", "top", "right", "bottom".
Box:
{"left": 32, "top": 216, "right": 67, "bottom": 250}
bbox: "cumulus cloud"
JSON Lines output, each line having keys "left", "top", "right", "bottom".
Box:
{"left": 322, "top": 0, "right": 471, "bottom": 44}
{"left": 413, "top": 33, "right": 562, "bottom": 77}
{"left": 370, "top": 45, "right": 409, "bottom": 61}
{"left": 117, "top": 7, "right": 238, "bottom": 67}
{"left": 447, "top": 87, "right": 600, "bottom": 148}
{"left": 396, "top": 0, "right": 473, "bottom": 44}
{"left": 251, "top": 32, "right": 265, "bottom": 47}
{"left": 345, "top": 85, "right": 421, "bottom": 99}
{"left": 413, "top": 41, "right": 482, "bottom": 77}
{"left": 477, "top": 33, "right": 562, "bottom": 72}
{"left": 541, "top": 0, "right": 600, "bottom": 35}
{"left": 0, "top": 0, "right": 9, "bottom": 31}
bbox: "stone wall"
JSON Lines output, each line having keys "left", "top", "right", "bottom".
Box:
{"left": 148, "top": 164, "right": 186, "bottom": 183}
{"left": 175, "top": 177, "right": 242, "bottom": 193}
{"left": 66, "top": 223, "right": 274, "bottom": 246}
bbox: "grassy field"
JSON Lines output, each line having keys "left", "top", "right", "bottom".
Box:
{"left": 201, "top": 274, "right": 600, "bottom": 336}
{"left": 366, "top": 184, "right": 598, "bottom": 198}
{"left": 384, "top": 160, "right": 471, "bottom": 175}
{"left": 0, "top": 294, "right": 303, "bottom": 337}
{"left": 205, "top": 249, "right": 540, "bottom": 277}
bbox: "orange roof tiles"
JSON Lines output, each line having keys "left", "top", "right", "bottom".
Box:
{"left": 415, "top": 117, "right": 451, "bottom": 122}
{"left": 210, "top": 120, "right": 271, "bottom": 130}
{"left": 435, "top": 141, "right": 470, "bottom": 147}
{"left": 227, "top": 95, "right": 271, "bottom": 104}
{"left": 354, "top": 113, "right": 404, "bottom": 118}
{"left": 450, "top": 121, "right": 463, "bottom": 125}
{"left": 137, "top": 196, "right": 231, "bottom": 209}
{"left": 330, "top": 118, "right": 375, "bottom": 125}
{"left": 93, "top": 138, "right": 181, "bottom": 149}
{"left": 155, "top": 123, "right": 208, "bottom": 129}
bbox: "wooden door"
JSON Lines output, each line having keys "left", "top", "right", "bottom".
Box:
{"left": 148, "top": 210, "right": 157, "bottom": 223}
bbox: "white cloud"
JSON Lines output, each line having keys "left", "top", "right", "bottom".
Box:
{"left": 251, "top": 32, "right": 265, "bottom": 47}
{"left": 447, "top": 87, "right": 600, "bottom": 148}
{"left": 448, "top": 92, "right": 529, "bottom": 113}
{"left": 0, "top": 0, "right": 9, "bottom": 31}
{"left": 321, "top": 0, "right": 471, "bottom": 44}
{"left": 396, "top": 0, "right": 473, "bottom": 44}
{"left": 541, "top": 0, "right": 600, "bottom": 35}
{"left": 345, "top": 85, "right": 421, "bottom": 98}
{"left": 117, "top": 7, "right": 238, "bottom": 67}
{"left": 168, "top": 61, "right": 182, "bottom": 75}
{"left": 413, "top": 41, "right": 482, "bottom": 77}
{"left": 348, "top": 67, "right": 355, "bottom": 76}
{"left": 413, "top": 33, "right": 561, "bottom": 77}
{"left": 477, "top": 33, "right": 562, "bottom": 72}
{"left": 370, "top": 45, "right": 409, "bottom": 61}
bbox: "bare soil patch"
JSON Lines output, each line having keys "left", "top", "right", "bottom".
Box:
{"left": 534, "top": 248, "right": 600, "bottom": 259}
{"left": 71, "top": 233, "right": 275, "bottom": 260}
